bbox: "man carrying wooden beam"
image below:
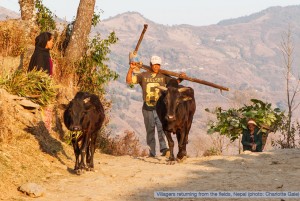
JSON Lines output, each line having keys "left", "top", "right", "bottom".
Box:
{"left": 126, "top": 54, "right": 186, "bottom": 157}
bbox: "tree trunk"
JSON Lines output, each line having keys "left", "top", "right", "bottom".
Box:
{"left": 18, "top": 0, "right": 39, "bottom": 38}
{"left": 65, "top": 0, "right": 96, "bottom": 62}
{"left": 19, "top": 0, "right": 35, "bottom": 21}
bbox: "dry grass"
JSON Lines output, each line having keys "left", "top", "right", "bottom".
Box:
{"left": 190, "top": 133, "right": 239, "bottom": 157}
{"left": 0, "top": 20, "right": 35, "bottom": 78}
{"left": 0, "top": 106, "right": 13, "bottom": 143}
{"left": 0, "top": 20, "right": 30, "bottom": 57}
{"left": 100, "top": 130, "right": 148, "bottom": 157}
{"left": 0, "top": 89, "right": 29, "bottom": 143}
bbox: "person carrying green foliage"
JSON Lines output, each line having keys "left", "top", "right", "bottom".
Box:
{"left": 242, "top": 119, "right": 263, "bottom": 152}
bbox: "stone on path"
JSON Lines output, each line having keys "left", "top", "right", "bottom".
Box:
{"left": 18, "top": 183, "right": 45, "bottom": 198}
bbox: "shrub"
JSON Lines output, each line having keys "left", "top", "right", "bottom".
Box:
{"left": 203, "top": 147, "right": 221, "bottom": 157}
{"left": 273, "top": 120, "right": 300, "bottom": 149}
{"left": 99, "top": 130, "right": 147, "bottom": 157}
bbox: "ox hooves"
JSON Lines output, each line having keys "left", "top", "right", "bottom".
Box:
{"left": 167, "top": 160, "right": 176, "bottom": 165}
{"left": 86, "top": 167, "right": 95, "bottom": 172}
{"left": 75, "top": 169, "right": 86, "bottom": 175}
{"left": 166, "top": 157, "right": 176, "bottom": 165}
{"left": 176, "top": 156, "right": 187, "bottom": 163}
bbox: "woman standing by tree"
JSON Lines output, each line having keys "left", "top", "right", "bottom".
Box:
{"left": 28, "top": 32, "right": 54, "bottom": 76}
{"left": 28, "top": 32, "right": 54, "bottom": 132}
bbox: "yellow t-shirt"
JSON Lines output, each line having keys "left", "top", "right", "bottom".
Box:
{"left": 133, "top": 72, "right": 171, "bottom": 110}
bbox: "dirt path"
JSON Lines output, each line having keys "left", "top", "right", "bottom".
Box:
{"left": 13, "top": 149, "right": 300, "bottom": 201}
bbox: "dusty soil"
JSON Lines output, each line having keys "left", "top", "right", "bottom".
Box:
{"left": 1, "top": 148, "right": 300, "bottom": 201}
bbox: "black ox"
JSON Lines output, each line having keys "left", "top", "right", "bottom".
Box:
{"left": 63, "top": 92, "right": 105, "bottom": 174}
{"left": 156, "top": 79, "right": 196, "bottom": 164}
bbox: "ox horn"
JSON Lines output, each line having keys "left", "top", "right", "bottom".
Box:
{"left": 156, "top": 86, "right": 168, "bottom": 91}
{"left": 83, "top": 97, "right": 91, "bottom": 103}
{"left": 178, "top": 87, "right": 190, "bottom": 93}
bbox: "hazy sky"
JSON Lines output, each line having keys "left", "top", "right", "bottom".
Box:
{"left": 1, "top": 0, "right": 300, "bottom": 26}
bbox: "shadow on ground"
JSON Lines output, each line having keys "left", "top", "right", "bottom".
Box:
{"left": 25, "top": 121, "right": 72, "bottom": 166}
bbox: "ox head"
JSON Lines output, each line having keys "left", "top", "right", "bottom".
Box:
{"left": 157, "top": 86, "right": 192, "bottom": 122}
{"left": 64, "top": 97, "right": 93, "bottom": 131}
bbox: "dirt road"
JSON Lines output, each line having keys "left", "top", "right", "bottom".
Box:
{"left": 13, "top": 149, "right": 300, "bottom": 201}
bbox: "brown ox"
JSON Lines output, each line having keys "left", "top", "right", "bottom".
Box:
{"left": 156, "top": 79, "right": 196, "bottom": 164}
{"left": 63, "top": 92, "right": 105, "bottom": 174}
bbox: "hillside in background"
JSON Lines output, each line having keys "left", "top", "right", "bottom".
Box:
{"left": 1, "top": 5, "right": 300, "bottom": 154}
{"left": 93, "top": 5, "right": 300, "bottom": 149}
{"left": 0, "top": 6, "right": 19, "bottom": 19}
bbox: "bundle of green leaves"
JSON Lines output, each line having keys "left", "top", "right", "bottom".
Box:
{"left": 0, "top": 69, "right": 57, "bottom": 106}
{"left": 206, "top": 99, "right": 285, "bottom": 141}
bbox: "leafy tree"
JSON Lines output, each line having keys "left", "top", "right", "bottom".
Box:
{"left": 35, "top": 0, "right": 56, "bottom": 32}
{"left": 207, "top": 99, "right": 285, "bottom": 141}
{"left": 19, "top": 0, "right": 56, "bottom": 32}
{"left": 76, "top": 32, "right": 119, "bottom": 96}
